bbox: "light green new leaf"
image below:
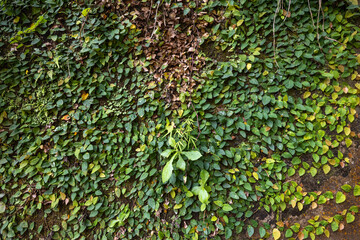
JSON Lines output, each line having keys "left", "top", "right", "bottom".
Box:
{"left": 182, "top": 151, "right": 202, "bottom": 161}
{"left": 200, "top": 169, "right": 210, "bottom": 183}
{"left": 176, "top": 155, "right": 186, "bottom": 171}
{"left": 354, "top": 185, "right": 360, "bottom": 196}
{"left": 169, "top": 137, "right": 176, "bottom": 148}
{"left": 222, "top": 204, "right": 233, "bottom": 212}
{"left": 341, "top": 184, "right": 352, "bottom": 193}
{"left": 162, "top": 160, "right": 173, "bottom": 183}
{"left": 199, "top": 188, "right": 210, "bottom": 204}
{"left": 335, "top": 191, "right": 346, "bottom": 204}
{"left": 346, "top": 213, "right": 355, "bottom": 223}
{"left": 161, "top": 149, "right": 174, "bottom": 158}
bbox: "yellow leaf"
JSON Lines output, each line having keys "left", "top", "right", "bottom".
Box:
{"left": 50, "top": 194, "right": 56, "bottom": 202}
{"left": 298, "top": 202, "right": 303, "bottom": 211}
{"left": 81, "top": 92, "right": 89, "bottom": 101}
{"left": 351, "top": 73, "right": 357, "bottom": 80}
{"left": 237, "top": 19, "right": 244, "bottom": 26}
{"left": 291, "top": 199, "right": 296, "bottom": 208}
{"left": 253, "top": 172, "right": 259, "bottom": 180}
{"left": 344, "top": 127, "right": 351, "bottom": 136}
{"left": 334, "top": 85, "right": 341, "bottom": 92}
{"left": 14, "top": 16, "right": 20, "bottom": 24}
{"left": 312, "top": 202, "right": 318, "bottom": 209}
{"left": 99, "top": 173, "right": 105, "bottom": 178}
{"left": 171, "top": 190, "right": 176, "bottom": 199}
{"left": 178, "top": 109, "right": 183, "bottom": 117}
{"left": 338, "top": 65, "right": 345, "bottom": 73}
{"left": 273, "top": 228, "right": 281, "bottom": 240}
{"left": 324, "top": 229, "right": 330, "bottom": 238}
{"left": 263, "top": 70, "right": 269, "bottom": 76}
{"left": 246, "top": 63, "right": 252, "bottom": 70}
{"left": 323, "top": 164, "right": 331, "bottom": 174}
{"left": 60, "top": 192, "right": 66, "bottom": 200}
{"left": 174, "top": 204, "right": 182, "bottom": 210}
{"left": 322, "top": 145, "right": 329, "bottom": 154}
{"left": 303, "top": 91, "right": 311, "bottom": 98}
{"left": 211, "top": 216, "right": 217, "bottom": 221}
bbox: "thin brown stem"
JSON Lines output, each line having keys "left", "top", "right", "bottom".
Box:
{"left": 150, "top": 1, "right": 161, "bottom": 39}
{"left": 316, "top": 0, "right": 322, "bottom": 50}
{"left": 307, "top": 0, "right": 315, "bottom": 28}
{"left": 325, "top": 36, "right": 346, "bottom": 47}
{"left": 283, "top": 0, "right": 291, "bottom": 22}
{"left": 79, "top": 16, "right": 88, "bottom": 43}
{"left": 273, "top": 0, "right": 281, "bottom": 67}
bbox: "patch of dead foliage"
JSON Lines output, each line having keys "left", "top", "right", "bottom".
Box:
{"left": 97, "top": 0, "right": 220, "bottom": 105}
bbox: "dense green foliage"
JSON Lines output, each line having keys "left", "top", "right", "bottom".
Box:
{"left": 1, "top": 0, "right": 360, "bottom": 239}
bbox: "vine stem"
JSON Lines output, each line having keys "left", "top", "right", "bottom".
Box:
{"left": 282, "top": 0, "right": 291, "bottom": 22}
{"left": 307, "top": 0, "right": 315, "bottom": 28}
{"left": 150, "top": 1, "right": 161, "bottom": 39}
{"left": 273, "top": 0, "right": 281, "bottom": 67}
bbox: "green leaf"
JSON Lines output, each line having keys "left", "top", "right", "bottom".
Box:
{"left": 354, "top": 185, "right": 360, "bottom": 196}
{"left": 148, "top": 198, "right": 156, "bottom": 210}
{"left": 214, "top": 200, "right": 223, "bottom": 207}
{"left": 225, "top": 227, "right": 232, "bottom": 239}
{"left": 295, "top": 51, "right": 303, "bottom": 58}
{"left": 0, "top": 201, "right": 5, "bottom": 213}
{"left": 285, "top": 229, "right": 293, "bottom": 238}
{"left": 162, "top": 160, "right": 173, "bottom": 183}
{"left": 169, "top": 137, "right": 176, "bottom": 148}
{"left": 222, "top": 204, "right": 233, "bottom": 212}
{"left": 341, "top": 184, "right": 352, "bottom": 193}
{"left": 323, "top": 164, "right": 331, "bottom": 174}
{"left": 91, "top": 165, "right": 100, "bottom": 174}
{"left": 345, "top": 138, "right": 352, "bottom": 148}
{"left": 331, "top": 221, "right": 339, "bottom": 232}
{"left": 176, "top": 155, "right": 186, "bottom": 171}
{"left": 199, "top": 188, "right": 210, "bottom": 204}
{"left": 200, "top": 169, "right": 210, "bottom": 183}
{"left": 192, "top": 186, "right": 201, "bottom": 195}
{"left": 335, "top": 191, "right": 346, "bottom": 204}
{"left": 247, "top": 225, "right": 254, "bottom": 237}
{"left": 161, "top": 149, "right": 174, "bottom": 158}
{"left": 52, "top": 225, "right": 60, "bottom": 232}
{"left": 259, "top": 227, "right": 266, "bottom": 238}
{"left": 109, "top": 219, "right": 119, "bottom": 228}
{"left": 262, "top": 95, "right": 271, "bottom": 105}
{"left": 183, "top": 8, "right": 190, "bottom": 15}
{"left": 83, "top": 152, "right": 90, "bottom": 160}
{"left": 182, "top": 151, "right": 202, "bottom": 161}
{"left": 346, "top": 213, "right": 355, "bottom": 223}
{"left": 309, "top": 167, "right": 317, "bottom": 177}
{"left": 268, "top": 86, "right": 280, "bottom": 93}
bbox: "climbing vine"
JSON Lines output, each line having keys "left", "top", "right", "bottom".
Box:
{"left": 0, "top": 0, "right": 360, "bottom": 239}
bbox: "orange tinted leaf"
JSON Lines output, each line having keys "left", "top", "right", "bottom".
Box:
{"left": 62, "top": 115, "right": 70, "bottom": 121}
